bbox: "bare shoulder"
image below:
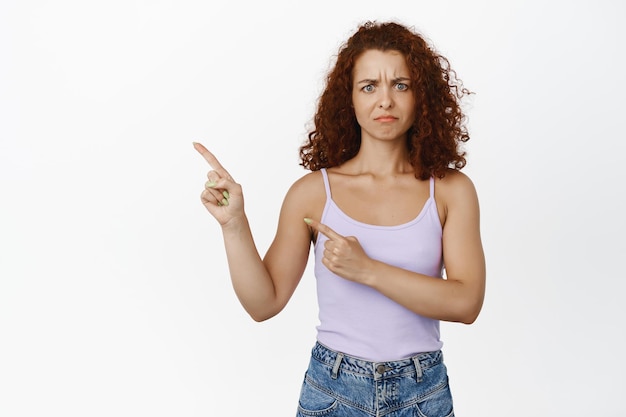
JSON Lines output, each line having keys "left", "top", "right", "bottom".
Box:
{"left": 286, "top": 170, "right": 325, "bottom": 199}
{"left": 282, "top": 170, "right": 326, "bottom": 218}
{"left": 434, "top": 169, "right": 480, "bottom": 224}
{"left": 435, "top": 169, "right": 478, "bottom": 200}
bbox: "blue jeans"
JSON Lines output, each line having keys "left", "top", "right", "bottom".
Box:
{"left": 297, "top": 342, "right": 454, "bottom": 417}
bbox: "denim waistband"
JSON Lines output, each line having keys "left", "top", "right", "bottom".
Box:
{"left": 311, "top": 341, "right": 443, "bottom": 379}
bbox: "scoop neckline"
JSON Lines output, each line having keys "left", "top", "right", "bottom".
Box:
{"left": 327, "top": 196, "right": 434, "bottom": 230}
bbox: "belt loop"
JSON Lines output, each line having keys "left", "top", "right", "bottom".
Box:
{"left": 331, "top": 352, "right": 344, "bottom": 380}
{"left": 413, "top": 356, "right": 423, "bottom": 382}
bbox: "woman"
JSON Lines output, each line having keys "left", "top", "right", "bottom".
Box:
{"left": 194, "top": 21, "right": 485, "bottom": 417}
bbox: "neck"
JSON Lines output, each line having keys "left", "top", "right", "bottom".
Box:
{"left": 347, "top": 139, "right": 414, "bottom": 176}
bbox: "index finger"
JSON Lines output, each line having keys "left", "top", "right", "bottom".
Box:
{"left": 304, "top": 218, "right": 344, "bottom": 241}
{"left": 193, "top": 142, "right": 232, "bottom": 178}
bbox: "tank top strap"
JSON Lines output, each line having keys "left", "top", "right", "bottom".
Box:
{"left": 429, "top": 176, "right": 435, "bottom": 198}
{"left": 320, "top": 168, "right": 332, "bottom": 199}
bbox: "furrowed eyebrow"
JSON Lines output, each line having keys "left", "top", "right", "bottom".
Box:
{"left": 356, "top": 77, "right": 411, "bottom": 85}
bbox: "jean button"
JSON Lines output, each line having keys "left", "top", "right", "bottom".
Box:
{"left": 376, "top": 364, "right": 386, "bottom": 374}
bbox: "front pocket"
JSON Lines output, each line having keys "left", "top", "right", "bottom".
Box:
{"left": 297, "top": 375, "right": 339, "bottom": 416}
{"left": 414, "top": 381, "right": 454, "bottom": 417}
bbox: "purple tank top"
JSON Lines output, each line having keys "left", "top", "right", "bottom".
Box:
{"left": 314, "top": 168, "right": 444, "bottom": 361}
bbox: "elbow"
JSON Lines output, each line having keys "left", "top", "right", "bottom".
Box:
{"left": 250, "top": 313, "right": 273, "bottom": 322}
{"left": 239, "top": 295, "right": 284, "bottom": 322}
{"left": 248, "top": 310, "right": 273, "bottom": 322}
{"left": 248, "top": 306, "right": 280, "bottom": 323}
{"left": 248, "top": 311, "right": 264, "bottom": 322}
{"left": 454, "top": 299, "right": 483, "bottom": 325}
{"left": 459, "top": 312, "right": 479, "bottom": 325}
{"left": 447, "top": 280, "right": 484, "bottom": 324}
{"left": 463, "top": 307, "right": 483, "bottom": 325}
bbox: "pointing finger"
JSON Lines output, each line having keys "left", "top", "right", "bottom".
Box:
{"left": 193, "top": 142, "right": 233, "bottom": 180}
{"left": 304, "top": 218, "right": 344, "bottom": 241}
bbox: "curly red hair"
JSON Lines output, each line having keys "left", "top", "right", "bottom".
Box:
{"left": 300, "top": 21, "right": 471, "bottom": 180}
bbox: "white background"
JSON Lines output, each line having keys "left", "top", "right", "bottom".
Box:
{"left": 1, "top": 0, "right": 625, "bottom": 415}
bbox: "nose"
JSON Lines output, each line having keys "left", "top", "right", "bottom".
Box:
{"left": 378, "top": 88, "right": 393, "bottom": 109}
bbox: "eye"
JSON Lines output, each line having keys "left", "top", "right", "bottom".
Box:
{"left": 395, "top": 83, "right": 409, "bottom": 91}
{"left": 362, "top": 84, "right": 375, "bottom": 93}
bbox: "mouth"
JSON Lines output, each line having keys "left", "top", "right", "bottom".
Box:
{"left": 375, "top": 116, "right": 398, "bottom": 122}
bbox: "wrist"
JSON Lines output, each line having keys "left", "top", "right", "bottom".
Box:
{"left": 361, "top": 259, "right": 382, "bottom": 287}
{"left": 221, "top": 214, "right": 249, "bottom": 235}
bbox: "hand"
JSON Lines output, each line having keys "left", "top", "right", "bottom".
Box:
{"left": 193, "top": 142, "right": 244, "bottom": 226}
{"left": 304, "top": 218, "right": 375, "bottom": 284}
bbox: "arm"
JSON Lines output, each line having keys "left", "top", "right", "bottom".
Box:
{"left": 307, "top": 171, "right": 486, "bottom": 324}
{"left": 194, "top": 143, "right": 313, "bottom": 322}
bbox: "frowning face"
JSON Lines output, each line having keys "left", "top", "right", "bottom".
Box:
{"left": 351, "top": 49, "right": 416, "bottom": 144}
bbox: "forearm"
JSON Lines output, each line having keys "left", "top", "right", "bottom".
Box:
{"left": 194, "top": 143, "right": 306, "bottom": 321}
{"left": 221, "top": 216, "right": 278, "bottom": 321}
{"left": 363, "top": 173, "right": 486, "bottom": 324}
{"left": 365, "top": 261, "right": 483, "bottom": 324}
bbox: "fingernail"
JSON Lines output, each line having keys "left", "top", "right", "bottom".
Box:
{"left": 303, "top": 218, "right": 312, "bottom": 224}
{"left": 205, "top": 181, "right": 217, "bottom": 188}
{"left": 222, "top": 190, "right": 230, "bottom": 199}
{"left": 221, "top": 198, "right": 229, "bottom": 206}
